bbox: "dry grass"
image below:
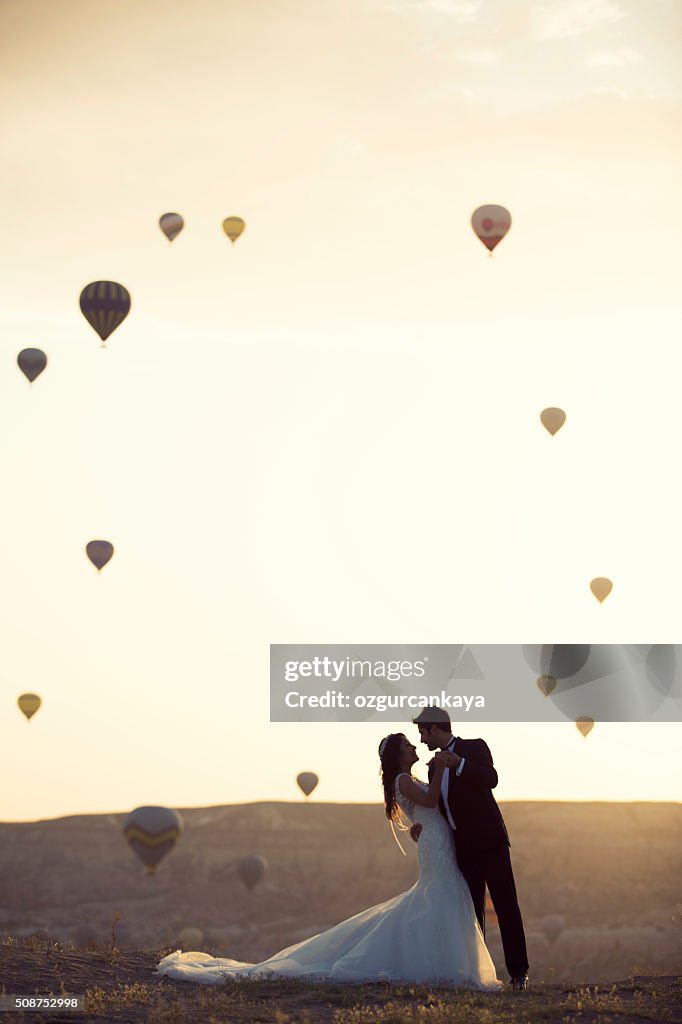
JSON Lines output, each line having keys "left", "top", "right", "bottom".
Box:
{"left": 0, "top": 938, "right": 680, "bottom": 1024}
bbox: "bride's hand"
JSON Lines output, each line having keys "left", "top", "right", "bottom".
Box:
{"left": 434, "top": 751, "right": 460, "bottom": 768}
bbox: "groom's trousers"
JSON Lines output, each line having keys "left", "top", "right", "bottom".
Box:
{"left": 458, "top": 843, "right": 529, "bottom": 979}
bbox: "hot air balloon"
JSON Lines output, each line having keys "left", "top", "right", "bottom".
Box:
{"left": 540, "top": 408, "right": 566, "bottom": 436}
{"left": 297, "top": 772, "right": 319, "bottom": 797}
{"left": 645, "top": 645, "right": 678, "bottom": 698}
{"left": 590, "top": 578, "right": 612, "bottom": 603}
{"left": 178, "top": 927, "right": 203, "bottom": 949}
{"left": 536, "top": 675, "right": 557, "bottom": 697}
{"left": 541, "top": 914, "right": 565, "bottom": 944}
{"left": 17, "top": 349, "right": 47, "bottom": 383}
{"left": 86, "top": 540, "right": 114, "bottom": 571}
{"left": 222, "top": 216, "right": 245, "bottom": 243}
{"left": 159, "top": 213, "right": 184, "bottom": 242}
{"left": 79, "top": 281, "right": 131, "bottom": 344}
{"left": 576, "top": 717, "right": 594, "bottom": 738}
{"left": 238, "top": 854, "right": 267, "bottom": 891}
{"left": 123, "top": 806, "right": 183, "bottom": 874}
{"left": 471, "top": 205, "right": 511, "bottom": 254}
{"left": 18, "top": 693, "right": 41, "bottom": 720}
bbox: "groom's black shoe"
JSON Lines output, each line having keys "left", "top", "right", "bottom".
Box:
{"left": 510, "top": 975, "right": 529, "bottom": 991}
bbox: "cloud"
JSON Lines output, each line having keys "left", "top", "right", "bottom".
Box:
{"left": 587, "top": 47, "right": 641, "bottom": 66}
{"left": 534, "top": 0, "right": 627, "bottom": 40}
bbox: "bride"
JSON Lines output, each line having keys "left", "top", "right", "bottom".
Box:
{"left": 156, "top": 734, "right": 502, "bottom": 988}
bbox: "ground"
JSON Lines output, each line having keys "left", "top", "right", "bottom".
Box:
{"left": 0, "top": 942, "right": 680, "bottom": 1024}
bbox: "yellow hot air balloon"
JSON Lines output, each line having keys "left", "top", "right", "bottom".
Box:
{"left": 576, "top": 717, "right": 594, "bottom": 738}
{"left": 17, "top": 349, "right": 47, "bottom": 383}
{"left": 79, "top": 281, "right": 131, "bottom": 345}
{"left": 123, "top": 806, "right": 183, "bottom": 874}
{"left": 18, "top": 693, "right": 41, "bottom": 720}
{"left": 540, "top": 408, "right": 566, "bottom": 436}
{"left": 296, "top": 772, "right": 319, "bottom": 797}
{"left": 471, "top": 205, "right": 511, "bottom": 254}
{"left": 238, "top": 854, "right": 267, "bottom": 891}
{"left": 536, "top": 675, "right": 557, "bottom": 697}
{"left": 222, "top": 216, "right": 245, "bottom": 243}
{"left": 86, "top": 540, "right": 114, "bottom": 571}
{"left": 159, "top": 213, "right": 184, "bottom": 242}
{"left": 590, "top": 578, "right": 612, "bottom": 603}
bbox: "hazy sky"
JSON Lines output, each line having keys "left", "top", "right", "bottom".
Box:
{"left": 1, "top": 0, "right": 681, "bottom": 821}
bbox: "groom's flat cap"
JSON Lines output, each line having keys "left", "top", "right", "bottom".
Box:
{"left": 412, "top": 706, "right": 451, "bottom": 726}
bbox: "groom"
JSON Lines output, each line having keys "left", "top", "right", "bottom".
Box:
{"left": 412, "top": 706, "right": 529, "bottom": 991}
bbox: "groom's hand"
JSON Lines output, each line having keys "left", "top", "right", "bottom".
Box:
{"left": 410, "top": 824, "right": 422, "bottom": 843}
{"left": 437, "top": 751, "right": 462, "bottom": 769}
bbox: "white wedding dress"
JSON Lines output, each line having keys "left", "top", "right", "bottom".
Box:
{"left": 156, "top": 775, "right": 502, "bottom": 988}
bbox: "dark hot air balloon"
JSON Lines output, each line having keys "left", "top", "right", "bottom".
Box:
{"left": 17, "top": 349, "right": 47, "bottom": 383}
{"left": 159, "top": 213, "right": 184, "bottom": 242}
{"left": 123, "top": 806, "right": 183, "bottom": 873}
{"left": 79, "top": 281, "right": 131, "bottom": 344}
{"left": 86, "top": 540, "right": 114, "bottom": 571}
{"left": 238, "top": 854, "right": 267, "bottom": 891}
{"left": 296, "top": 772, "right": 319, "bottom": 797}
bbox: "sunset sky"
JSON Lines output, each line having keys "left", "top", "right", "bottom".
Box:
{"left": 1, "top": 0, "right": 681, "bottom": 821}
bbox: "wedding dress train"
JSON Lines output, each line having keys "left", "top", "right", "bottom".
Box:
{"left": 156, "top": 775, "right": 502, "bottom": 988}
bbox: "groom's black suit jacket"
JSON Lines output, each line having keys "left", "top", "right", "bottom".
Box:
{"left": 428, "top": 737, "right": 510, "bottom": 857}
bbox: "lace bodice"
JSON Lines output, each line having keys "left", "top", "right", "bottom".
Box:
{"left": 394, "top": 772, "right": 462, "bottom": 886}
{"left": 394, "top": 772, "right": 444, "bottom": 824}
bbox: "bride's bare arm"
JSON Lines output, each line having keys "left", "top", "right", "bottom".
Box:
{"left": 399, "top": 757, "right": 446, "bottom": 808}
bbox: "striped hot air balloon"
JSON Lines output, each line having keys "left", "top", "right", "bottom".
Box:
{"left": 79, "top": 281, "right": 131, "bottom": 344}
{"left": 222, "top": 216, "right": 245, "bottom": 243}
{"left": 159, "top": 213, "right": 184, "bottom": 242}
{"left": 123, "top": 806, "right": 183, "bottom": 874}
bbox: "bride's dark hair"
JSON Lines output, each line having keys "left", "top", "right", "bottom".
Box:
{"left": 379, "top": 733, "right": 407, "bottom": 823}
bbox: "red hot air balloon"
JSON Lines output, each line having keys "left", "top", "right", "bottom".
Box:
{"left": 471, "top": 205, "right": 511, "bottom": 254}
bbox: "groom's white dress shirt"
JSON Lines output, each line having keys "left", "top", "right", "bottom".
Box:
{"left": 440, "top": 736, "right": 465, "bottom": 831}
